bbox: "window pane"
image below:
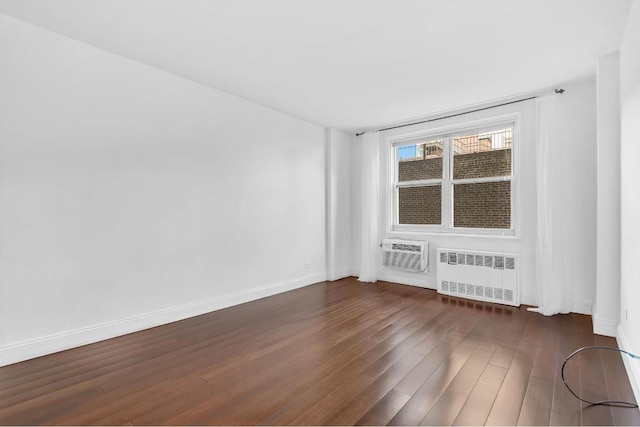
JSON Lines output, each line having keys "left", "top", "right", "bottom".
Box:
{"left": 398, "top": 185, "right": 442, "bottom": 225}
{"left": 397, "top": 139, "right": 444, "bottom": 182}
{"left": 453, "top": 128, "right": 512, "bottom": 179}
{"left": 453, "top": 181, "right": 510, "bottom": 229}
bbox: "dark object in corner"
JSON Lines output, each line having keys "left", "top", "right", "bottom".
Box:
{"left": 562, "top": 345, "right": 639, "bottom": 408}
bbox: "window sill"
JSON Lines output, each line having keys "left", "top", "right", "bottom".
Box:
{"left": 388, "top": 227, "right": 519, "bottom": 240}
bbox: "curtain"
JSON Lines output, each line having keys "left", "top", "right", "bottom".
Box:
{"left": 529, "top": 94, "right": 573, "bottom": 315}
{"left": 358, "top": 131, "right": 380, "bottom": 283}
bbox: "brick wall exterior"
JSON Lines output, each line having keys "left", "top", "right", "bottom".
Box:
{"left": 453, "top": 181, "right": 511, "bottom": 228}
{"left": 397, "top": 149, "right": 511, "bottom": 228}
{"left": 453, "top": 149, "right": 511, "bottom": 179}
{"left": 398, "top": 149, "right": 511, "bottom": 181}
{"left": 398, "top": 157, "right": 442, "bottom": 181}
{"left": 398, "top": 186, "right": 441, "bottom": 224}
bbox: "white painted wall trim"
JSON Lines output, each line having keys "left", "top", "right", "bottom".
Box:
{"left": 593, "top": 317, "right": 618, "bottom": 337}
{"left": 571, "top": 300, "right": 593, "bottom": 316}
{"left": 520, "top": 293, "right": 536, "bottom": 307}
{"left": 0, "top": 272, "right": 325, "bottom": 368}
{"left": 378, "top": 269, "right": 436, "bottom": 289}
{"left": 326, "top": 268, "right": 352, "bottom": 282}
{"left": 378, "top": 269, "right": 591, "bottom": 316}
{"left": 594, "top": 52, "right": 621, "bottom": 338}
{"left": 325, "top": 128, "right": 352, "bottom": 283}
{"left": 617, "top": 324, "right": 640, "bottom": 406}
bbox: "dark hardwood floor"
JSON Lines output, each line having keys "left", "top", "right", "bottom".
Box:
{"left": 1, "top": 278, "right": 638, "bottom": 425}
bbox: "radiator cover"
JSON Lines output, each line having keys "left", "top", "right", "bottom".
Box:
{"left": 436, "top": 248, "right": 519, "bottom": 306}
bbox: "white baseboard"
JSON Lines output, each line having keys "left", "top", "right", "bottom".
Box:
{"left": 520, "top": 293, "right": 536, "bottom": 307}
{"left": 326, "top": 268, "right": 353, "bottom": 281}
{"left": 617, "top": 325, "right": 640, "bottom": 405}
{"left": 378, "top": 269, "right": 436, "bottom": 289}
{"left": 572, "top": 299, "right": 593, "bottom": 315}
{"left": 347, "top": 272, "right": 592, "bottom": 316}
{"left": 0, "top": 272, "right": 326, "bottom": 368}
{"left": 593, "top": 317, "right": 618, "bottom": 337}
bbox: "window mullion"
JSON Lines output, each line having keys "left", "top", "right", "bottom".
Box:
{"left": 396, "top": 178, "right": 442, "bottom": 188}
{"left": 443, "top": 136, "right": 452, "bottom": 230}
{"left": 451, "top": 175, "right": 513, "bottom": 185}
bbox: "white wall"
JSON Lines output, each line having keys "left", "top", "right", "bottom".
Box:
{"left": 351, "top": 80, "right": 597, "bottom": 313}
{"left": 0, "top": 15, "right": 326, "bottom": 366}
{"left": 326, "top": 128, "right": 351, "bottom": 280}
{"left": 618, "top": 0, "right": 640, "bottom": 402}
{"left": 350, "top": 134, "right": 362, "bottom": 276}
{"left": 594, "top": 53, "right": 621, "bottom": 337}
{"left": 550, "top": 81, "right": 598, "bottom": 314}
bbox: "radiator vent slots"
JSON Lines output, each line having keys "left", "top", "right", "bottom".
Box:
{"left": 437, "top": 249, "right": 519, "bottom": 307}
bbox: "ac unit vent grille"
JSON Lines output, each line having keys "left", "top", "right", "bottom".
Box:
{"left": 383, "top": 251, "right": 422, "bottom": 271}
{"left": 391, "top": 243, "right": 421, "bottom": 252}
{"left": 382, "top": 239, "right": 428, "bottom": 272}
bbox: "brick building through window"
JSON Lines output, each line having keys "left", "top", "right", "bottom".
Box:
{"left": 394, "top": 126, "right": 513, "bottom": 231}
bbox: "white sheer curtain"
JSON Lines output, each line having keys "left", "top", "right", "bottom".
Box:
{"left": 529, "top": 94, "right": 573, "bottom": 315}
{"left": 358, "top": 131, "right": 380, "bottom": 283}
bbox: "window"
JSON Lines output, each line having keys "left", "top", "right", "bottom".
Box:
{"left": 392, "top": 122, "right": 515, "bottom": 234}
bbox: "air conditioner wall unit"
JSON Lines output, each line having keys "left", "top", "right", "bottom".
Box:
{"left": 381, "top": 239, "right": 428, "bottom": 273}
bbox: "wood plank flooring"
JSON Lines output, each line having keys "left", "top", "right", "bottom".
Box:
{"left": 1, "top": 278, "right": 639, "bottom": 425}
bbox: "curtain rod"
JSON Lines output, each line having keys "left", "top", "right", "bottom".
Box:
{"left": 355, "top": 88, "right": 565, "bottom": 137}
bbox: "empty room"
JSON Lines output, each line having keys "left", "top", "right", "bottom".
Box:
{"left": 1, "top": 0, "right": 640, "bottom": 425}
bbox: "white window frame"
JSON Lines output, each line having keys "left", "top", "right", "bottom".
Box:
{"left": 389, "top": 114, "right": 519, "bottom": 237}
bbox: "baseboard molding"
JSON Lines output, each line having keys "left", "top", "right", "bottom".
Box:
{"left": 572, "top": 299, "right": 593, "bottom": 315}
{"left": 378, "top": 269, "right": 436, "bottom": 289}
{"left": 326, "top": 268, "right": 352, "bottom": 281}
{"left": 348, "top": 272, "right": 591, "bottom": 315}
{"left": 520, "top": 293, "right": 536, "bottom": 307}
{"left": 593, "top": 317, "right": 618, "bottom": 337}
{"left": 0, "top": 272, "right": 326, "bottom": 368}
{"left": 617, "top": 325, "right": 640, "bottom": 405}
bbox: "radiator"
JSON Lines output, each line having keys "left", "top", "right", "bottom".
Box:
{"left": 436, "top": 248, "right": 519, "bottom": 306}
{"left": 382, "top": 239, "right": 428, "bottom": 272}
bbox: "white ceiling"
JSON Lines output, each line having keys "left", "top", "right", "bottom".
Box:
{"left": 0, "top": 0, "right": 632, "bottom": 131}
